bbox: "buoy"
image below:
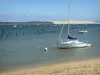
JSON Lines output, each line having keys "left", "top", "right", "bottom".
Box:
{"left": 44, "top": 47, "right": 48, "bottom": 51}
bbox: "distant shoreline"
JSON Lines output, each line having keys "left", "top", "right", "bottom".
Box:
{"left": 0, "top": 21, "right": 100, "bottom": 25}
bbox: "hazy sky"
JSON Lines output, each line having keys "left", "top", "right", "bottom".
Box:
{"left": 0, "top": 0, "right": 100, "bottom": 21}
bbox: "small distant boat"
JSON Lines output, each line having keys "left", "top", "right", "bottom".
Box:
{"left": 78, "top": 30, "right": 88, "bottom": 33}
{"left": 13, "top": 25, "right": 17, "bottom": 27}
{"left": 78, "top": 24, "right": 88, "bottom": 33}
{"left": 29, "top": 25, "right": 31, "bottom": 26}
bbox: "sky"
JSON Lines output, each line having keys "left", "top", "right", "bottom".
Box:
{"left": 0, "top": 0, "right": 100, "bottom": 22}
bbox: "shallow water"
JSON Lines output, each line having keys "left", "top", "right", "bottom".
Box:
{"left": 0, "top": 24, "right": 100, "bottom": 69}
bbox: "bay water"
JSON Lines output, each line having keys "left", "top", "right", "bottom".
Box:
{"left": 0, "top": 24, "right": 100, "bottom": 70}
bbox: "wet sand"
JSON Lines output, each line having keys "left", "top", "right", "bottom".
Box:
{"left": 0, "top": 58, "right": 100, "bottom": 75}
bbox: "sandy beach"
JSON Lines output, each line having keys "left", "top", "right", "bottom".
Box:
{"left": 0, "top": 57, "right": 100, "bottom": 75}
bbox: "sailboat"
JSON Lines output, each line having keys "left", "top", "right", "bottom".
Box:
{"left": 78, "top": 30, "right": 88, "bottom": 33}
{"left": 57, "top": 0, "right": 91, "bottom": 49}
{"left": 13, "top": 25, "right": 17, "bottom": 28}
{"left": 78, "top": 24, "right": 88, "bottom": 33}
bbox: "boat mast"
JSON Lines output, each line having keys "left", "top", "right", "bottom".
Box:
{"left": 68, "top": 0, "right": 70, "bottom": 40}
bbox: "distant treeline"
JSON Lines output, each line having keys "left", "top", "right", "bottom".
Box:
{"left": 0, "top": 21, "right": 54, "bottom": 25}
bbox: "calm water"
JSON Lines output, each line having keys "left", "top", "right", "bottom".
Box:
{"left": 0, "top": 24, "right": 100, "bottom": 70}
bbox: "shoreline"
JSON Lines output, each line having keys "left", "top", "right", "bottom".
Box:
{"left": 1, "top": 57, "right": 100, "bottom": 75}
{"left": 0, "top": 21, "right": 100, "bottom": 25}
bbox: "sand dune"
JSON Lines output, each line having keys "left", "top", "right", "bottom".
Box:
{"left": 51, "top": 21, "right": 100, "bottom": 24}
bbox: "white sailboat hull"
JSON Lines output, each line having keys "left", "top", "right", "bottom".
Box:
{"left": 78, "top": 30, "right": 88, "bottom": 33}
{"left": 57, "top": 40, "right": 91, "bottom": 49}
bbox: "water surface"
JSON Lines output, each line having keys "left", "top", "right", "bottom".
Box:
{"left": 0, "top": 24, "right": 100, "bottom": 69}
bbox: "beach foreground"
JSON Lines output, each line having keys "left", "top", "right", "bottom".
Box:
{"left": 1, "top": 58, "right": 100, "bottom": 75}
